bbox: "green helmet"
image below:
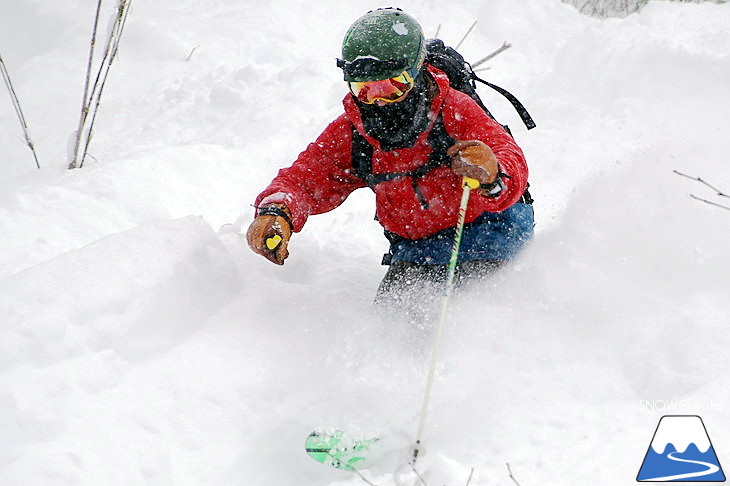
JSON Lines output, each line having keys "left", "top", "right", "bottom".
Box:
{"left": 338, "top": 8, "right": 426, "bottom": 82}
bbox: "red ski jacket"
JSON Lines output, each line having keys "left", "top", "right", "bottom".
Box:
{"left": 254, "top": 65, "right": 528, "bottom": 241}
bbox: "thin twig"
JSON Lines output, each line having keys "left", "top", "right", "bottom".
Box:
{"left": 674, "top": 170, "right": 729, "bottom": 198}
{"left": 109, "top": 0, "right": 133, "bottom": 60}
{"left": 472, "top": 41, "right": 512, "bottom": 69}
{"left": 690, "top": 194, "right": 730, "bottom": 211}
{"left": 465, "top": 467, "right": 475, "bottom": 486}
{"left": 186, "top": 46, "right": 200, "bottom": 61}
{"left": 455, "top": 20, "right": 477, "bottom": 50}
{"left": 79, "top": 0, "right": 132, "bottom": 168}
{"left": 353, "top": 467, "right": 377, "bottom": 486}
{"left": 0, "top": 52, "right": 41, "bottom": 169}
{"left": 69, "top": 0, "right": 103, "bottom": 169}
{"left": 83, "top": 0, "right": 103, "bottom": 107}
{"left": 674, "top": 170, "right": 730, "bottom": 212}
{"left": 71, "top": 0, "right": 133, "bottom": 169}
{"left": 411, "top": 465, "right": 429, "bottom": 486}
{"left": 506, "top": 462, "right": 522, "bottom": 486}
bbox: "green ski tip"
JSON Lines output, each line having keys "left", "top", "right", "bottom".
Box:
{"left": 305, "top": 429, "right": 379, "bottom": 471}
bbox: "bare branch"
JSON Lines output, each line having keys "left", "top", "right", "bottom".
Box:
{"left": 455, "top": 20, "right": 478, "bottom": 50}
{"left": 472, "top": 41, "right": 512, "bottom": 69}
{"left": 353, "top": 467, "right": 377, "bottom": 486}
{"left": 411, "top": 466, "right": 429, "bottom": 486}
{"left": 690, "top": 194, "right": 730, "bottom": 211}
{"left": 465, "top": 467, "right": 475, "bottom": 486}
{"left": 69, "top": 0, "right": 103, "bottom": 170}
{"left": 79, "top": 0, "right": 133, "bottom": 168}
{"left": 674, "top": 170, "right": 730, "bottom": 212}
{"left": 186, "top": 46, "right": 200, "bottom": 62}
{"left": 506, "top": 462, "right": 522, "bottom": 486}
{"left": 674, "top": 170, "right": 728, "bottom": 198}
{"left": 0, "top": 52, "right": 41, "bottom": 169}
{"left": 70, "top": 0, "right": 133, "bottom": 169}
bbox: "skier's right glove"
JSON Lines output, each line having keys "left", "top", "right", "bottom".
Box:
{"left": 448, "top": 140, "right": 499, "bottom": 185}
{"left": 448, "top": 140, "right": 506, "bottom": 198}
{"left": 246, "top": 204, "right": 292, "bottom": 265}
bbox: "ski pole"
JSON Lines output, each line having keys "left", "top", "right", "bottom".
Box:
{"left": 411, "top": 176, "right": 480, "bottom": 465}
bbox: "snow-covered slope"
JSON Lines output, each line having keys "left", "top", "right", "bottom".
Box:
{"left": 1, "top": 1, "right": 729, "bottom": 485}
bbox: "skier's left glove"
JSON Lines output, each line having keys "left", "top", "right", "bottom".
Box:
{"left": 448, "top": 140, "right": 505, "bottom": 197}
{"left": 246, "top": 203, "right": 292, "bottom": 265}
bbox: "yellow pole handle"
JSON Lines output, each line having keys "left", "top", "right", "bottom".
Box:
{"left": 463, "top": 176, "right": 480, "bottom": 190}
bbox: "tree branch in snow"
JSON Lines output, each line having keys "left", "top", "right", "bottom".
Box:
{"left": 674, "top": 170, "right": 729, "bottom": 198}
{"left": 455, "top": 20, "right": 478, "bottom": 50}
{"left": 353, "top": 468, "right": 377, "bottom": 486}
{"left": 506, "top": 462, "right": 523, "bottom": 486}
{"left": 674, "top": 170, "right": 730, "bottom": 211}
{"left": 465, "top": 467, "right": 475, "bottom": 485}
{"left": 186, "top": 46, "right": 200, "bottom": 62}
{"left": 690, "top": 194, "right": 730, "bottom": 211}
{"left": 412, "top": 466, "right": 429, "bottom": 486}
{"left": 0, "top": 52, "right": 41, "bottom": 169}
{"left": 69, "top": 0, "right": 133, "bottom": 170}
{"left": 69, "top": 0, "right": 103, "bottom": 170}
{"left": 79, "top": 0, "right": 133, "bottom": 167}
{"left": 471, "top": 41, "right": 512, "bottom": 69}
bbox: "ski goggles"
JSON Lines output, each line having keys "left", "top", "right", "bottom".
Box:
{"left": 348, "top": 71, "right": 415, "bottom": 105}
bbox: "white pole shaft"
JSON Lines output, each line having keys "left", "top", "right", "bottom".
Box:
{"left": 412, "top": 179, "right": 473, "bottom": 463}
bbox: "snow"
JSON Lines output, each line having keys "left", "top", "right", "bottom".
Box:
{"left": 1, "top": 0, "right": 729, "bottom": 485}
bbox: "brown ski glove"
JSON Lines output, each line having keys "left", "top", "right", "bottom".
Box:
{"left": 246, "top": 204, "right": 293, "bottom": 265}
{"left": 447, "top": 140, "right": 500, "bottom": 185}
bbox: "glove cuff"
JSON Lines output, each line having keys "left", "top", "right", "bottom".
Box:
{"left": 479, "top": 171, "right": 507, "bottom": 198}
{"left": 256, "top": 205, "right": 292, "bottom": 227}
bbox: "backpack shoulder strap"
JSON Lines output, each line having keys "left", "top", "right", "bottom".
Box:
{"left": 350, "top": 126, "right": 374, "bottom": 185}
{"left": 472, "top": 74, "right": 536, "bottom": 130}
{"left": 425, "top": 38, "right": 536, "bottom": 131}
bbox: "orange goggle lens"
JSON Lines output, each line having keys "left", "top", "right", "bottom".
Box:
{"left": 348, "top": 72, "right": 414, "bottom": 105}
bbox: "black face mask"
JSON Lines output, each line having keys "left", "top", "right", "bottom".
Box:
{"left": 357, "top": 71, "right": 430, "bottom": 152}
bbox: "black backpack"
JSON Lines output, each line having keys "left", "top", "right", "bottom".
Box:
{"left": 423, "top": 38, "right": 535, "bottom": 133}
{"left": 351, "top": 38, "right": 535, "bottom": 190}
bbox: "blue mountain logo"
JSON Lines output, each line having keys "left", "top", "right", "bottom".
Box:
{"left": 637, "top": 415, "right": 725, "bottom": 482}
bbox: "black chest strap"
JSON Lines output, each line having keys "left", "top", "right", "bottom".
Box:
{"left": 351, "top": 114, "right": 455, "bottom": 189}
{"left": 350, "top": 115, "right": 534, "bottom": 211}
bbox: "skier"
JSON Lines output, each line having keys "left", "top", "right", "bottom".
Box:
{"left": 246, "top": 8, "right": 533, "bottom": 307}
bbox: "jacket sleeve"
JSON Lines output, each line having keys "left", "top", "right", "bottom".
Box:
{"left": 253, "top": 114, "right": 367, "bottom": 232}
{"left": 441, "top": 89, "right": 529, "bottom": 211}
